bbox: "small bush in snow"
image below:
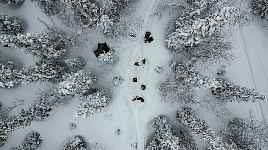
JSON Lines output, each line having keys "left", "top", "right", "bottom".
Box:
{"left": 69, "top": 123, "right": 77, "bottom": 130}
{"left": 0, "top": 60, "right": 22, "bottom": 89}
{"left": 65, "top": 56, "right": 86, "bottom": 68}
{"left": 98, "top": 51, "right": 116, "bottom": 64}
{"left": 0, "top": 14, "right": 22, "bottom": 35}
{"left": 62, "top": 135, "right": 87, "bottom": 150}
{"left": 154, "top": 66, "right": 163, "bottom": 73}
{"left": 226, "top": 117, "right": 268, "bottom": 150}
{"left": 10, "top": 131, "right": 42, "bottom": 150}
{"left": 113, "top": 76, "right": 124, "bottom": 86}
{"left": 21, "top": 61, "right": 68, "bottom": 84}
{"left": 75, "top": 90, "right": 111, "bottom": 118}
{"left": 0, "top": 33, "right": 67, "bottom": 59}
{"left": 58, "top": 70, "right": 96, "bottom": 95}
{"left": 146, "top": 115, "right": 184, "bottom": 150}
{"left": 251, "top": 0, "right": 268, "bottom": 19}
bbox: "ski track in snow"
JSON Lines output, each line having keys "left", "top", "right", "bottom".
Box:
{"left": 121, "top": 0, "right": 158, "bottom": 149}
{"left": 236, "top": 27, "right": 266, "bottom": 121}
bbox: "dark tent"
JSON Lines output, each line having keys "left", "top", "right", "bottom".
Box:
{"left": 94, "top": 42, "right": 110, "bottom": 57}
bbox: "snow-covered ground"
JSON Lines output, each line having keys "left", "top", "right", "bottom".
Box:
{"left": 1, "top": 0, "right": 268, "bottom": 150}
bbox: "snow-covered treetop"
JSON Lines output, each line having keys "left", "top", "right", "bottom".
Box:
{"left": 58, "top": 70, "right": 96, "bottom": 95}
{"left": 0, "top": 33, "right": 66, "bottom": 59}
{"left": 0, "top": 13, "right": 22, "bottom": 35}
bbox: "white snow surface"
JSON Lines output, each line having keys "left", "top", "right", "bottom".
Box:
{"left": 1, "top": 0, "right": 268, "bottom": 150}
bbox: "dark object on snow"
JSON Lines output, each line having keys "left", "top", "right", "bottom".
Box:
{"left": 133, "top": 78, "right": 137, "bottom": 82}
{"left": 134, "top": 62, "right": 139, "bottom": 66}
{"left": 132, "top": 96, "right": 144, "bottom": 102}
{"left": 144, "top": 31, "right": 151, "bottom": 43}
{"left": 141, "top": 85, "right": 146, "bottom": 90}
{"left": 145, "top": 32, "right": 151, "bottom": 39}
{"left": 148, "top": 37, "right": 154, "bottom": 43}
{"left": 94, "top": 42, "right": 110, "bottom": 57}
{"left": 142, "top": 59, "right": 146, "bottom": 64}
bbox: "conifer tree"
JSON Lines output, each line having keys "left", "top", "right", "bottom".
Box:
{"left": 0, "top": 14, "right": 22, "bottom": 35}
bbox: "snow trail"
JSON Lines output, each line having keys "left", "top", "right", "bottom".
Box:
{"left": 236, "top": 27, "right": 266, "bottom": 121}
{"left": 120, "top": 0, "right": 159, "bottom": 149}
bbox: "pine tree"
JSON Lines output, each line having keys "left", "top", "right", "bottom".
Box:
{"left": 10, "top": 131, "right": 42, "bottom": 150}
{"left": 0, "top": 14, "right": 22, "bottom": 35}
{"left": 97, "top": 15, "right": 114, "bottom": 35}
{"left": 75, "top": 90, "right": 111, "bottom": 118}
{"left": 251, "top": 0, "right": 268, "bottom": 19}
{"left": 69, "top": 0, "right": 101, "bottom": 26}
{"left": 177, "top": 107, "right": 237, "bottom": 150}
{"left": 172, "top": 59, "right": 268, "bottom": 102}
{"left": 31, "top": 0, "right": 62, "bottom": 16}
{"left": 65, "top": 56, "right": 86, "bottom": 68}
{"left": 21, "top": 61, "right": 68, "bottom": 84}
{"left": 158, "top": 76, "right": 194, "bottom": 104}
{"left": 211, "top": 78, "right": 268, "bottom": 102}
{"left": 146, "top": 115, "right": 184, "bottom": 150}
{"left": 0, "top": 33, "right": 66, "bottom": 59}
{"left": 0, "top": 0, "right": 24, "bottom": 5}
{"left": 226, "top": 117, "right": 268, "bottom": 150}
{"left": 0, "top": 59, "right": 22, "bottom": 89}
{"left": 62, "top": 135, "right": 87, "bottom": 150}
{"left": 57, "top": 70, "right": 96, "bottom": 95}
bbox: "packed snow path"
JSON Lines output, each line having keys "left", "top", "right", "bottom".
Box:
{"left": 120, "top": 0, "right": 158, "bottom": 149}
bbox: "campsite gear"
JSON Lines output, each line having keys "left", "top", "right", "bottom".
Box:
{"left": 148, "top": 37, "right": 154, "bottom": 43}
{"left": 142, "top": 59, "right": 146, "bottom": 64}
{"left": 134, "top": 62, "right": 139, "bottom": 66}
{"left": 141, "top": 85, "right": 146, "bottom": 90}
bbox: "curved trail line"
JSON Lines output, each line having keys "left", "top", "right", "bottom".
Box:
{"left": 121, "top": 0, "right": 158, "bottom": 149}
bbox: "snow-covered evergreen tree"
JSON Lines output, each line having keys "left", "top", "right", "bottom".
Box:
{"left": 166, "top": 1, "right": 236, "bottom": 58}
{"left": 65, "top": 56, "right": 86, "bottom": 68}
{"left": 75, "top": 90, "right": 111, "bottom": 118}
{"left": 146, "top": 115, "right": 184, "bottom": 150}
{"left": 0, "top": 59, "right": 22, "bottom": 89}
{"left": 251, "top": 0, "right": 268, "bottom": 19}
{"left": 31, "top": 0, "right": 62, "bottom": 16}
{"left": 68, "top": 0, "right": 101, "bottom": 26}
{"left": 62, "top": 135, "right": 87, "bottom": 150}
{"left": 0, "top": 14, "right": 22, "bottom": 35}
{"left": 97, "top": 15, "right": 114, "bottom": 35}
{"left": 226, "top": 117, "right": 268, "bottom": 150}
{"left": 177, "top": 107, "right": 237, "bottom": 150}
{"left": 58, "top": 70, "right": 96, "bottom": 95}
{"left": 211, "top": 78, "right": 268, "bottom": 102}
{"left": 172, "top": 59, "right": 268, "bottom": 102}
{"left": 158, "top": 76, "right": 194, "bottom": 104}
{"left": 179, "top": 130, "right": 198, "bottom": 150}
{"left": 0, "top": 0, "right": 24, "bottom": 5}
{"left": 21, "top": 61, "right": 68, "bottom": 84}
{"left": 0, "top": 33, "right": 66, "bottom": 59}
{"left": 10, "top": 131, "right": 42, "bottom": 150}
